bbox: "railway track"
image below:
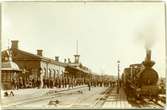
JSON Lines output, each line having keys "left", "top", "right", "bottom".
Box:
{"left": 142, "top": 99, "right": 164, "bottom": 108}
{"left": 2, "top": 86, "right": 87, "bottom": 108}
{"left": 146, "top": 98, "right": 165, "bottom": 108}
{"left": 151, "top": 100, "right": 164, "bottom": 108}
{"left": 92, "top": 87, "right": 113, "bottom": 108}
{"left": 69, "top": 87, "right": 111, "bottom": 108}
{"left": 136, "top": 96, "right": 165, "bottom": 108}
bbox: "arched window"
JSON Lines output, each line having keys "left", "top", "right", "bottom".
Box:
{"left": 61, "top": 70, "right": 64, "bottom": 77}
{"left": 57, "top": 70, "right": 59, "bottom": 77}
{"left": 44, "top": 68, "right": 47, "bottom": 78}
{"left": 53, "top": 70, "right": 56, "bottom": 79}
{"left": 39, "top": 68, "right": 43, "bottom": 74}
{"left": 49, "top": 69, "right": 51, "bottom": 79}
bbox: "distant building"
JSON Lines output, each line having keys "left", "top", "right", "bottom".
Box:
{"left": 62, "top": 40, "right": 92, "bottom": 79}
{"left": 64, "top": 46, "right": 92, "bottom": 79}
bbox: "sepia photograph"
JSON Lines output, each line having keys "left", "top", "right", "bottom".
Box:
{"left": 0, "top": 1, "right": 166, "bottom": 109}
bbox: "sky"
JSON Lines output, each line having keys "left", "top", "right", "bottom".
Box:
{"left": 1, "top": 2, "right": 166, "bottom": 77}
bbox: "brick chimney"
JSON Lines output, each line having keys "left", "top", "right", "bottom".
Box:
{"left": 37, "top": 49, "right": 43, "bottom": 56}
{"left": 68, "top": 58, "right": 71, "bottom": 63}
{"left": 64, "top": 58, "right": 67, "bottom": 63}
{"left": 55, "top": 56, "right": 59, "bottom": 61}
{"left": 11, "top": 40, "right": 19, "bottom": 49}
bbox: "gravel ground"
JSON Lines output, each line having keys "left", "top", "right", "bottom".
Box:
{"left": 2, "top": 86, "right": 108, "bottom": 109}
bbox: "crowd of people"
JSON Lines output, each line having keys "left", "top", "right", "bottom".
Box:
{"left": 10, "top": 77, "right": 116, "bottom": 90}
{"left": 3, "top": 77, "right": 116, "bottom": 97}
{"left": 11, "top": 78, "right": 41, "bottom": 90}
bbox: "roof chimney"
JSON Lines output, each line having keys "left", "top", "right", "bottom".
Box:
{"left": 64, "top": 58, "right": 67, "bottom": 63}
{"left": 37, "top": 49, "right": 43, "bottom": 56}
{"left": 55, "top": 56, "right": 59, "bottom": 61}
{"left": 68, "top": 58, "right": 71, "bottom": 63}
{"left": 11, "top": 40, "right": 19, "bottom": 49}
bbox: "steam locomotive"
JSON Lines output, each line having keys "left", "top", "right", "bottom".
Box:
{"left": 122, "top": 49, "right": 160, "bottom": 100}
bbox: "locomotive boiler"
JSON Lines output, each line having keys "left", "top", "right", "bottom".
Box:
{"left": 122, "top": 49, "right": 159, "bottom": 99}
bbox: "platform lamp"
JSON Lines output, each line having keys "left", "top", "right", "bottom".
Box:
{"left": 117, "top": 60, "right": 120, "bottom": 94}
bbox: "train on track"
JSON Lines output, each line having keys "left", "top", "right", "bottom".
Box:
{"left": 122, "top": 49, "right": 161, "bottom": 100}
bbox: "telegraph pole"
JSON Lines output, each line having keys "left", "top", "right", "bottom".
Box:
{"left": 117, "top": 60, "right": 120, "bottom": 94}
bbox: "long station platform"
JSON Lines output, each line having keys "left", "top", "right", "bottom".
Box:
{"left": 103, "top": 87, "right": 132, "bottom": 109}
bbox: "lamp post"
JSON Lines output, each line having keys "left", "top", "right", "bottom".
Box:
{"left": 117, "top": 60, "right": 120, "bottom": 94}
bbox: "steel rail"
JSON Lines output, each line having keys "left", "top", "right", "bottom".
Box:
{"left": 92, "top": 87, "right": 113, "bottom": 108}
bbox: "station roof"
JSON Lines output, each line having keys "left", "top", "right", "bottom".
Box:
{"left": 2, "top": 61, "right": 20, "bottom": 71}
{"left": 66, "top": 65, "right": 91, "bottom": 74}
{"left": 17, "top": 49, "right": 67, "bottom": 67}
{"left": 2, "top": 48, "right": 67, "bottom": 67}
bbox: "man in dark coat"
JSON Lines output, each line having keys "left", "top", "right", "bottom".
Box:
{"left": 88, "top": 81, "right": 91, "bottom": 91}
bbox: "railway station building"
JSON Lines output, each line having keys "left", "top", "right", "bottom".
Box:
{"left": 2, "top": 40, "right": 67, "bottom": 82}
{"left": 1, "top": 40, "right": 92, "bottom": 88}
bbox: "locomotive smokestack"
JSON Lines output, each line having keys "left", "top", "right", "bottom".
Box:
{"left": 143, "top": 49, "right": 155, "bottom": 68}
{"left": 145, "top": 49, "right": 151, "bottom": 62}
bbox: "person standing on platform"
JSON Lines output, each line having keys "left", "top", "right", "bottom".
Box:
{"left": 88, "top": 81, "right": 91, "bottom": 91}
